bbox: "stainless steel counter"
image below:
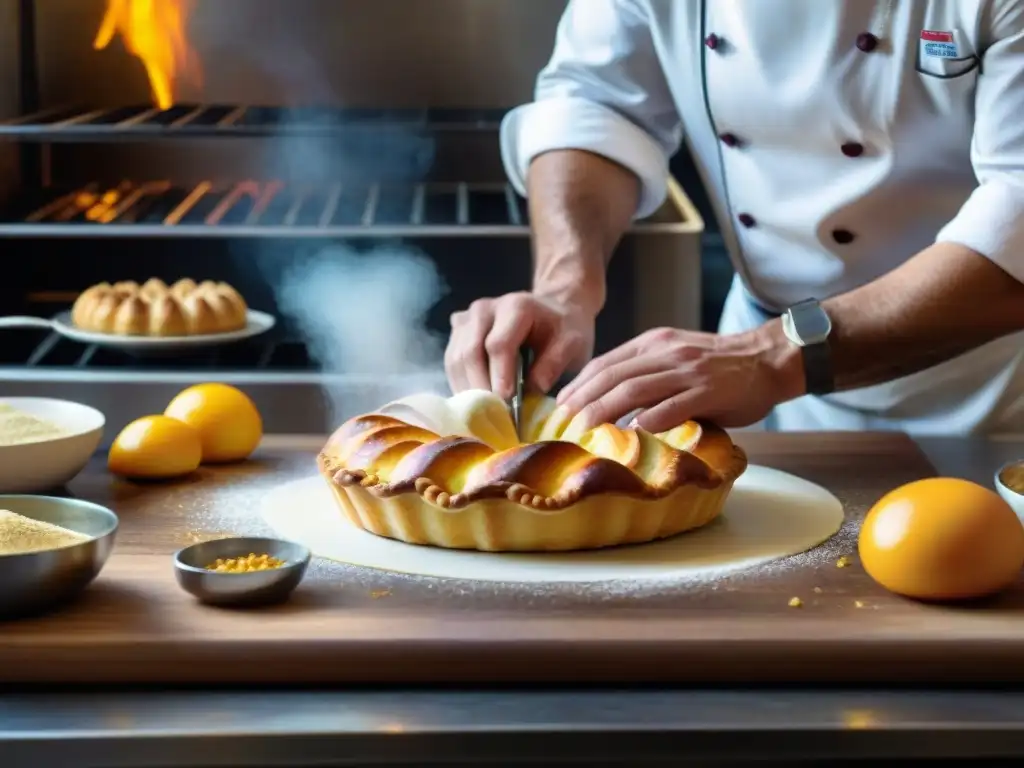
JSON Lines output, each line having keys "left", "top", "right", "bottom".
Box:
{"left": 1, "top": 436, "right": 1022, "bottom": 767}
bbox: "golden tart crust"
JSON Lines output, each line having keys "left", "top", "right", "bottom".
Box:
{"left": 317, "top": 390, "right": 748, "bottom": 552}
{"left": 71, "top": 278, "right": 248, "bottom": 337}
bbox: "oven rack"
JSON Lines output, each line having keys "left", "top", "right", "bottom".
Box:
{"left": 0, "top": 105, "right": 507, "bottom": 142}
{"left": 1, "top": 328, "right": 314, "bottom": 373}
{"left": 0, "top": 179, "right": 536, "bottom": 237}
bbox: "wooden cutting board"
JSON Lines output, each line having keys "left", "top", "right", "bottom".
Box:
{"left": 2, "top": 431, "right": 1023, "bottom": 686}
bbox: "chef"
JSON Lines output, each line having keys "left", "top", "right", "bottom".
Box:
{"left": 444, "top": 0, "right": 1024, "bottom": 435}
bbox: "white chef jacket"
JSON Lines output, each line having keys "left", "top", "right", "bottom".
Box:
{"left": 500, "top": 0, "right": 1024, "bottom": 436}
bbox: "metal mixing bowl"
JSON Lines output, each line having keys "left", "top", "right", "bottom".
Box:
{"left": 173, "top": 536, "right": 311, "bottom": 607}
{"left": 0, "top": 494, "right": 118, "bottom": 619}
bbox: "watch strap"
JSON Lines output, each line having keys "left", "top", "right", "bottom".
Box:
{"left": 801, "top": 342, "right": 835, "bottom": 396}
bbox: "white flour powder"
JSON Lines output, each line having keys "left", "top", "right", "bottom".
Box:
{"left": 0, "top": 403, "right": 71, "bottom": 446}
{"left": 0, "top": 509, "right": 90, "bottom": 555}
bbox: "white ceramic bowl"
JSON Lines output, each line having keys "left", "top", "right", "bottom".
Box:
{"left": 994, "top": 460, "right": 1024, "bottom": 525}
{"left": 0, "top": 398, "right": 105, "bottom": 493}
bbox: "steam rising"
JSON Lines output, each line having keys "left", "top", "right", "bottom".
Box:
{"left": 275, "top": 246, "right": 450, "bottom": 422}
{"left": 232, "top": 28, "right": 449, "bottom": 429}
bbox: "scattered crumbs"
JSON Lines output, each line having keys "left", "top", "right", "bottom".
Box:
{"left": 788, "top": 596, "right": 803, "bottom": 608}
{"left": 182, "top": 472, "right": 872, "bottom": 606}
{"left": 813, "top": 586, "right": 823, "bottom": 594}
{"left": 102, "top": 713, "right": 137, "bottom": 730}
{"left": 370, "top": 589, "right": 392, "bottom": 599}
{"left": 843, "top": 709, "right": 878, "bottom": 729}
{"left": 836, "top": 556, "right": 851, "bottom": 568}
{"left": 183, "top": 529, "right": 236, "bottom": 545}
{"left": 854, "top": 600, "right": 866, "bottom": 609}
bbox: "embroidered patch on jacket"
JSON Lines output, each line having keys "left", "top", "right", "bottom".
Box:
{"left": 920, "top": 30, "right": 958, "bottom": 59}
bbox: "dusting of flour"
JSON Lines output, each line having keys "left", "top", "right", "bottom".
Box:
{"left": 252, "top": 468, "right": 846, "bottom": 596}
{"left": 182, "top": 469, "right": 853, "bottom": 605}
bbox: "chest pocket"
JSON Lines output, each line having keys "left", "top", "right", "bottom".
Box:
{"left": 914, "top": 40, "right": 979, "bottom": 119}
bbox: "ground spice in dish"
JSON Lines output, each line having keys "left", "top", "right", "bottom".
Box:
{"left": 205, "top": 553, "right": 285, "bottom": 573}
{"left": 1000, "top": 462, "right": 1024, "bottom": 494}
{"left": 0, "top": 403, "right": 71, "bottom": 446}
{"left": 0, "top": 509, "right": 90, "bottom": 555}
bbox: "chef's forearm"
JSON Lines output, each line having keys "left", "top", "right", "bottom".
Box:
{"left": 527, "top": 149, "right": 640, "bottom": 317}
{"left": 756, "top": 243, "right": 1024, "bottom": 400}
{"left": 825, "top": 243, "right": 1024, "bottom": 389}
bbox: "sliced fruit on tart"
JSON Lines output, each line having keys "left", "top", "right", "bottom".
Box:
{"left": 317, "top": 390, "right": 747, "bottom": 552}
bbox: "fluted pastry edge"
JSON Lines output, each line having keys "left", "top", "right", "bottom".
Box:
{"left": 317, "top": 391, "right": 747, "bottom": 552}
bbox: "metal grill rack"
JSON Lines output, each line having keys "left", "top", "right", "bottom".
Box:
{"left": 0, "top": 329, "right": 313, "bottom": 373}
{"left": 0, "top": 105, "right": 506, "bottom": 141}
{"left": 0, "top": 326, "right": 450, "bottom": 436}
{"left": 0, "top": 180, "right": 532, "bottom": 237}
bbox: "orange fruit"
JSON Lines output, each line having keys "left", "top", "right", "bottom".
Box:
{"left": 108, "top": 415, "right": 202, "bottom": 480}
{"left": 858, "top": 477, "right": 1024, "bottom": 601}
{"left": 164, "top": 383, "right": 262, "bottom": 464}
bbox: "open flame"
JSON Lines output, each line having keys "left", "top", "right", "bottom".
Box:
{"left": 94, "top": 0, "right": 200, "bottom": 110}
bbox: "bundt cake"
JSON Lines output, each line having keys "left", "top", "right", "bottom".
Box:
{"left": 70, "top": 278, "right": 248, "bottom": 337}
{"left": 317, "top": 390, "right": 748, "bottom": 552}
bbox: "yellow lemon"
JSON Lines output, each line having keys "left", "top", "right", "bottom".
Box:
{"left": 165, "top": 383, "right": 263, "bottom": 463}
{"left": 108, "top": 415, "right": 202, "bottom": 480}
{"left": 859, "top": 477, "right": 1024, "bottom": 601}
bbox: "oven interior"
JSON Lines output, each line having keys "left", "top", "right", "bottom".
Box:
{"left": 0, "top": 0, "right": 704, "bottom": 434}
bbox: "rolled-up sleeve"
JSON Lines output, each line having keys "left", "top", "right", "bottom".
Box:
{"left": 500, "top": 0, "right": 682, "bottom": 219}
{"left": 935, "top": 0, "right": 1024, "bottom": 283}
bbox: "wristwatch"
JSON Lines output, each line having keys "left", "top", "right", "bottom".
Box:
{"left": 781, "top": 298, "right": 835, "bottom": 396}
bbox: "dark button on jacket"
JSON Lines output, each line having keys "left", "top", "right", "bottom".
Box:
{"left": 856, "top": 32, "right": 879, "bottom": 52}
{"left": 841, "top": 142, "right": 865, "bottom": 158}
{"left": 738, "top": 213, "right": 757, "bottom": 228}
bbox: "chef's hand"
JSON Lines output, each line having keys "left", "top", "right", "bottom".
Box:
{"left": 556, "top": 325, "right": 802, "bottom": 433}
{"left": 445, "top": 292, "right": 596, "bottom": 399}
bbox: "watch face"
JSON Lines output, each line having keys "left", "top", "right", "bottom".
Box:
{"left": 789, "top": 300, "right": 832, "bottom": 345}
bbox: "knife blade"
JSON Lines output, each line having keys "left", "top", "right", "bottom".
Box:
{"left": 511, "top": 346, "right": 534, "bottom": 441}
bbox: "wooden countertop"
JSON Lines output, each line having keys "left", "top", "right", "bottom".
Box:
{"left": 3, "top": 431, "right": 1023, "bottom": 686}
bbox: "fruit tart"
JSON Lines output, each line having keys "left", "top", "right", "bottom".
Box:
{"left": 317, "top": 390, "right": 747, "bottom": 552}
